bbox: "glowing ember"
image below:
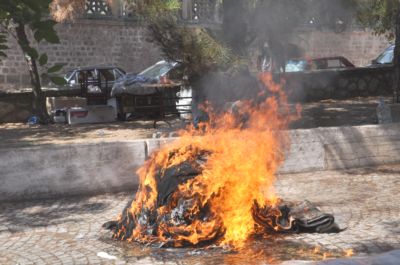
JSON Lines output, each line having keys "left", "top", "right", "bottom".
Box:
{"left": 106, "top": 73, "right": 337, "bottom": 248}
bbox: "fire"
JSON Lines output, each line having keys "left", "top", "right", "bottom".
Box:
{"left": 345, "top": 249, "right": 354, "bottom": 257}
{"left": 113, "top": 73, "right": 300, "bottom": 247}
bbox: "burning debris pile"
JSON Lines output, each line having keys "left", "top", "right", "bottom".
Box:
{"left": 104, "top": 74, "right": 339, "bottom": 248}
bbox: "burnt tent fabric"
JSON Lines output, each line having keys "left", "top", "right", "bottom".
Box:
{"left": 252, "top": 200, "right": 340, "bottom": 234}
{"left": 105, "top": 148, "right": 340, "bottom": 247}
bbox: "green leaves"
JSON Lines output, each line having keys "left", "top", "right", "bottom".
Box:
{"left": 25, "top": 46, "right": 39, "bottom": 60}
{"left": 45, "top": 63, "right": 67, "bottom": 86}
{"left": 41, "top": 65, "right": 67, "bottom": 86}
{"left": 356, "top": 0, "right": 398, "bottom": 40}
{"left": 32, "top": 19, "right": 60, "bottom": 44}
{"left": 49, "top": 76, "right": 66, "bottom": 85}
{"left": 38, "top": 53, "right": 48, "bottom": 66}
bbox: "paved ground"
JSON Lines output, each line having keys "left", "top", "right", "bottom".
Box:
{"left": 0, "top": 165, "right": 399, "bottom": 265}
{"left": 0, "top": 96, "right": 392, "bottom": 148}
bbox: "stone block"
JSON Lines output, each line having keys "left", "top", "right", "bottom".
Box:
{"left": 325, "top": 157, "right": 360, "bottom": 170}
{"left": 145, "top": 139, "right": 161, "bottom": 158}
{"left": 6, "top": 75, "right": 20, "bottom": 84}
{"left": 0, "top": 141, "right": 147, "bottom": 201}
{"left": 280, "top": 142, "right": 325, "bottom": 173}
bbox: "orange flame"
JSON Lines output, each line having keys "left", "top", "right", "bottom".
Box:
{"left": 116, "top": 73, "right": 300, "bottom": 247}
{"left": 345, "top": 249, "right": 354, "bottom": 257}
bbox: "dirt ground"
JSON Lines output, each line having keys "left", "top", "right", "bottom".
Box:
{"left": 0, "top": 96, "right": 392, "bottom": 148}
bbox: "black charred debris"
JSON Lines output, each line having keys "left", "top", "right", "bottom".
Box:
{"left": 103, "top": 148, "right": 342, "bottom": 247}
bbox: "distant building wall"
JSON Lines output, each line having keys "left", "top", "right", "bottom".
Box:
{"left": 294, "top": 30, "right": 391, "bottom": 67}
{"left": 0, "top": 19, "right": 161, "bottom": 91}
{"left": 0, "top": 13, "right": 392, "bottom": 92}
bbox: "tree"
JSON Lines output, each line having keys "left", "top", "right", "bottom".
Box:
{"left": 357, "top": 0, "right": 399, "bottom": 39}
{"left": 356, "top": 0, "right": 400, "bottom": 101}
{"left": 0, "top": 0, "right": 65, "bottom": 123}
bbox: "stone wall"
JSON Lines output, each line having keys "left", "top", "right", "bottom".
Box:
{"left": 3, "top": 123, "right": 400, "bottom": 201}
{"left": 0, "top": 18, "right": 391, "bottom": 92}
{"left": 0, "top": 141, "right": 146, "bottom": 202}
{"left": 294, "top": 30, "right": 391, "bottom": 67}
{"left": 0, "top": 92, "right": 32, "bottom": 123}
{"left": 283, "top": 65, "right": 393, "bottom": 102}
{"left": 0, "top": 19, "right": 161, "bottom": 91}
{"left": 282, "top": 123, "right": 400, "bottom": 173}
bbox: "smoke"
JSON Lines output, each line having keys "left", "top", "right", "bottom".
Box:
{"left": 192, "top": 0, "right": 358, "bottom": 113}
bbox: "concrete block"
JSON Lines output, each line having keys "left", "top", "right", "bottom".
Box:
{"left": 377, "top": 142, "right": 400, "bottom": 156}
{"left": 289, "top": 129, "right": 318, "bottom": 144}
{"left": 389, "top": 104, "right": 400, "bottom": 123}
{"left": 280, "top": 142, "right": 325, "bottom": 173}
{"left": 315, "top": 126, "right": 362, "bottom": 144}
{"left": 0, "top": 141, "right": 146, "bottom": 201}
{"left": 145, "top": 139, "right": 161, "bottom": 158}
{"left": 325, "top": 157, "right": 360, "bottom": 170}
{"left": 324, "top": 142, "right": 379, "bottom": 158}
{"left": 145, "top": 137, "right": 179, "bottom": 159}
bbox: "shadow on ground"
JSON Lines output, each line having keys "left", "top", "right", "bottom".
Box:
{"left": 0, "top": 116, "right": 187, "bottom": 148}
{"left": 0, "top": 193, "right": 131, "bottom": 231}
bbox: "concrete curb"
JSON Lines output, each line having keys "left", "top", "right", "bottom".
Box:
{"left": 2, "top": 123, "right": 400, "bottom": 201}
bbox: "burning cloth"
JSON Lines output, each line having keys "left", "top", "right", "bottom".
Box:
{"left": 104, "top": 147, "right": 340, "bottom": 248}
{"left": 104, "top": 73, "right": 340, "bottom": 248}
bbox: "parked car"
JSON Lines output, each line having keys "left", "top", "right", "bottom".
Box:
{"left": 285, "top": 56, "right": 355, "bottom": 72}
{"left": 370, "top": 44, "right": 394, "bottom": 66}
{"left": 139, "top": 60, "right": 183, "bottom": 80}
{"left": 62, "top": 66, "right": 126, "bottom": 105}
{"left": 64, "top": 66, "right": 126, "bottom": 90}
{"left": 111, "top": 60, "right": 183, "bottom": 96}
{"left": 111, "top": 60, "right": 189, "bottom": 121}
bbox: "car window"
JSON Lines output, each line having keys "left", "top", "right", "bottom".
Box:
{"left": 77, "top": 70, "right": 98, "bottom": 83}
{"left": 313, "top": 60, "right": 328, "bottom": 70}
{"left": 285, "top": 60, "right": 307, "bottom": 72}
{"left": 98, "top": 69, "right": 115, "bottom": 82}
{"left": 68, "top": 72, "right": 77, "bottom": 85}
{"left": 140, "top": 62, "right": 175, "bottom": 79}
{"left": 376, "top": 48, "right": 394, "bottom": 64}
{"left": 65, "top": 70, "right": 75, "bottom": 80}
{"left": 327, "top": 59, "right": 341, "bottom": 68}
{"left": 114, "top": 69, "right": 124, "bottom": 79}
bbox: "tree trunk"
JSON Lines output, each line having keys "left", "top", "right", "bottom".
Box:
{"left": 15, "top": 24, "right": 50, "bottom": 124}
{"left": 393, "top": 5, "right": 400, "bottom": 102}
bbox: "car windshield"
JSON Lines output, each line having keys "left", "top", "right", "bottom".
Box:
{"left": 139, "top": 61, "right": 176, "bottom": 79}
{"left": 376, "top": 46, "right": 394, "bottom": 64}
{"left": 285, "top": 60, "right": 307, "bottom": 72}
{"left": 64, "top": 70, "right": 74, "bottom": 80}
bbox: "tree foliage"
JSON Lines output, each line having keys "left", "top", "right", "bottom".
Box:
{"left": 0, "top": 0, "right": 65, "bottom": 122}
{"left": 356, "top": 0, "right": 399, "bottom": 40}
{"left": 120, "top": 0, "right": 235, "bottom": 81}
